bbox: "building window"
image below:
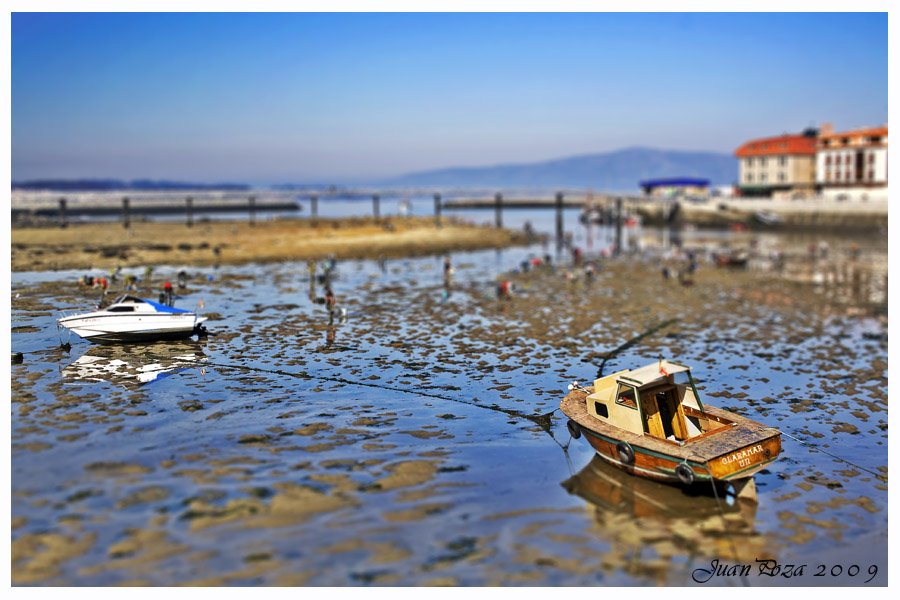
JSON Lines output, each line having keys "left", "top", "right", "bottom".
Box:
{"left": 846, "top": 155, "right": 852, "bottom": 164}
{"left": 868, "top": 170, "right": 875, "bottom": 180}
{"left": 745, "top": 158, "right": 754, "bottom": 168}
{"left": 760, "top": 173, "right": 767, "bottom": 182}
{"left": 846, "top": 171, "right": 853, "bottom": 181}
{"left": 778, "top": 172, "right": 786, "bottom": 182}
{"left": 779, "top": 156, "right": 788, "bottom": 166}
{"left": 825, "top": 155, "right": 832, "bottom": 166}
{"left": 868, "top": 153, "right": 875, "bottom": 164}
{"left": 746, "top": 173, "right": 754, "bottom": 183}
{"left": 760, "top": 157, "right": 768, "bottom": 167}
{"left": 834, "top": 172, "right": 840, "bottom": 181}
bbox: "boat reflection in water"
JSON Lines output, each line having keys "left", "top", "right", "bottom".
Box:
{"left": 62, "top": 341, "right": 208, "bottom": 389}
{"left": 562, "top": 455, "right": 776, "bottom": 584}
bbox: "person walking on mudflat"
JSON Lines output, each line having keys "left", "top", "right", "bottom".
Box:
{"left": 325, "top": 287, "right": 337, "bottom": 325}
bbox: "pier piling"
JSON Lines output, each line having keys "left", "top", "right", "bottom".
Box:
{"left": 311, "top": 194, "right": 318, "bottom": 226}
{"left": 614, "top": 197, "right": 623, "bottom": 256}
{"left": 495, "top": 193, "right": 503, "bottom": 228}
{"left": 122, "top": 197, "right": 130, "bottom": 229}
{"left": 58, "top": 198, "right": 67, "bottom": 228}
{"left": 373, "top": 194, "right": 380, "bottom": 221}
{"left": 555, "top": 192, "right": 564, "bottom": 250}
{"left": 186, "top": 197, "right": 193, "bottom": 227}
{"left": 249, "top": 195, "right": 256, "bottom": 226}
{"left": 434, "top": 193, "right": 442, "bottom": 228}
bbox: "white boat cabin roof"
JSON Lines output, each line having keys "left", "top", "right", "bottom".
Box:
{"left": 616, "top": 360, "right": 690, "bottom": 388}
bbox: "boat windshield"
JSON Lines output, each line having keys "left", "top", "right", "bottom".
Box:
{"left": 670, "top": 370, "right": 703, "bottom": 410}
{"left": 111, "top": 295, "right": 146, "bottom": 305}
{"left": 107, "top": 295, "right": 191, "bottom": 314}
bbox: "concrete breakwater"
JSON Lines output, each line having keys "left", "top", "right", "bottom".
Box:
{"left": 636, "top": 198, "right": 888, "bottom": 232}
{"left": 443, "top": 194, "right": 888, "bottom": 232}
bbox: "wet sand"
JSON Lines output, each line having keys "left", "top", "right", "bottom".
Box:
{"left": 10, "top": 217, "right": 532, "bottom": 272}
{"left": 10, "top": 233, "right": 888, "bottom": 586}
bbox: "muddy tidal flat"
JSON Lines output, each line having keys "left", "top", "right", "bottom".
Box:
{"left": 10, "top": 217, "right": 530, "bottom": 272}
{"left": 10, "top": 232, "right": 888, "bottom": 586}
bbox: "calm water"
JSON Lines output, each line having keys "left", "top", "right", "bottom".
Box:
{"left": 10, "top": 227, "right": 888, "bottom": 586}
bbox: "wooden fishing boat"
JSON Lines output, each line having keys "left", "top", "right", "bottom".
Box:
{"left": 561, "top": 359, "right": 781, "bottom": 500}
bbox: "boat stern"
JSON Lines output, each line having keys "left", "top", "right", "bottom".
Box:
{"left": 706, "top": 432, "right": 782, "bottom": 480}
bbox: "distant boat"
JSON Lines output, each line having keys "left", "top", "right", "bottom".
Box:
{"left": 714, "top": 249, "right": 750, "bottom": 268}
{"left": 580, "top": 206, "right": 611, "bottom": 225}
{"left": 754, "top": 210, "right": 783, "bottom": 226}
{"left": 57, "top": 295, "right": 208, "bottom": 344}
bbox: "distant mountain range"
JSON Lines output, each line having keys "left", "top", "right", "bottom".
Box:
{"left": 383, "top": 147, "right": 738, "bottom": 190}
{"left": 12, "top": 147, "right": 739, "bottom": 192}
{"left": 11, "top": 179, "right": 250, "bottom": 191}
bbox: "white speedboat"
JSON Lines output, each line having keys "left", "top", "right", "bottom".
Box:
{"left": 57, "top": 295, "right": 208, "bottom": 344}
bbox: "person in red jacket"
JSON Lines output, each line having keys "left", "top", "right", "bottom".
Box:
{"left": 163, "top": 281, "right": 174, "bottom": 306}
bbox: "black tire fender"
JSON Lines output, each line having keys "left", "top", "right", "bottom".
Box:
{"left": 616, "top": 441, "right": 635, "bottom": 465}
{"left": 566, "top": 420, "right": 581, "bottom": 439}
{"left": 675, "top": 462, "right": 695, "bottom": 486}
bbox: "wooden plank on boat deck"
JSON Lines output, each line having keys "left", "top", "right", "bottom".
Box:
{"left": 561, "top": 388, "right": 779, "bottom": 464}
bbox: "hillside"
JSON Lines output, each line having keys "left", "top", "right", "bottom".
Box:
{"left": 385, "top": 147, "right": 737, "bottom": 190}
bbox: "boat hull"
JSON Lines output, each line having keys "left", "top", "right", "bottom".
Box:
{"left": 58, "top": 315, "right": 206, "bottom": 344}
{"left": 561, "top": 389, "right": 781, "bottom": 485}
{"left": 579, "top": 425, "right": 780, "bottom": 484}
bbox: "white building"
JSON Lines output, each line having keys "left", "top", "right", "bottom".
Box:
{"left": 816, "top": 124, "right": 888, "bottom": 199}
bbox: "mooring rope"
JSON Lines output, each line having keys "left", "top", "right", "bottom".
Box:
{"left": 596, "top": 318, "right": 679, "bottom": 378}
{"left": 126, "top": 350, "right": 568, "bottom": 447}
{"left": 780, "top": 429, "right": 887, "bottom": 482}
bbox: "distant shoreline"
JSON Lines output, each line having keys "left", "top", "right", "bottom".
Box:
{"left": 10, "top": 216, "right": 534, "bottom": 273}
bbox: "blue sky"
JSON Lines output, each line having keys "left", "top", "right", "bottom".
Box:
{"left": 11, "top": 12, "right": 888, "bottom": 184}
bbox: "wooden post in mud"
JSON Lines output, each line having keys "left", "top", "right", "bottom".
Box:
{"left": 851, "top": 265, "right": 862, "bottom": 301}
{"left": 495, "top": 192, "right": 503, "bottom": 228}
{"left": 310, "top": 194, "right": 318, "bottom": 226}
{"left": 186, "top": 197, "right": 193, "bottom": 227}
{"left": 58, "top": 198, "right": 67, "bottom": 228}
{"left": 373, "top": 194, "right": 380, "bottom": 221}
{"left": 614, "top": 196, "right": 623, "bottom": 256}
{"left": 555, "top": 192, "right": 564, "bottom": 249}
{"left": 122, "top": 197, "right": 130, "bottom": 229}
{"left": 434, "top": 192, "right": 442, "bottom": 228}
{"left": 249, "top": 195, "right": 256, "bottom": 226}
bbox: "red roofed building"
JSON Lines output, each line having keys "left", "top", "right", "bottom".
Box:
{"left": 816, "top": 123, "right": 887, "bottom": 194}
{"left": 735, "top": 129, "right": 818, "bottom": 197}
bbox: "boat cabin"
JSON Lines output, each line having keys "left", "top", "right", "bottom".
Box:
{"left": 585, "top": 360, "right": 732, "bottom": 443}
{"left": 104, "top": 295, "right": 190, "bottom": 314}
